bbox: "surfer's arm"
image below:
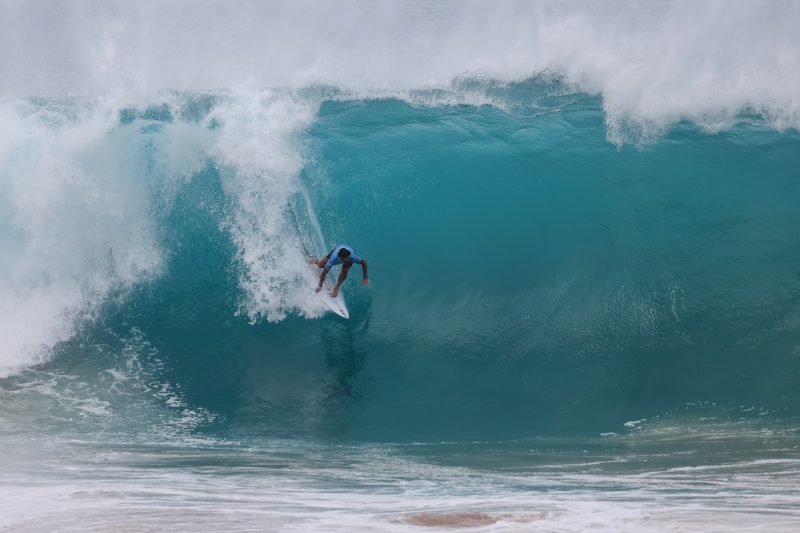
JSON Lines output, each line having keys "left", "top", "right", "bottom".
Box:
{"left": 360, "top": 259, "right": 368, "bottom": 285}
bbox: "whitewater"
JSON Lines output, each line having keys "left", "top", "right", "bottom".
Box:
{"left": 2, "top": 1, "right": 800, "bottom": 531}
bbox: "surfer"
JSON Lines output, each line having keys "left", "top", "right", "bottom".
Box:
{"left": 314, "top": 244, "right": 368, "bottom": 297}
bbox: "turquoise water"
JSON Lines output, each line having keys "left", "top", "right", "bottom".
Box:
{"left": 2, "top": 1, "right": 800, "bottom": 530}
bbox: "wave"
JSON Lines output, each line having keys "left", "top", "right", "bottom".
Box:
{"left": 1, "top": 82, "right": 799, "bottom": 440}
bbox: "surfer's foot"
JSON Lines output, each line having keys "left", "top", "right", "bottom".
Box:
{"left": 330, "top": 290, "right": 338, "bottom": 297}
{"left": 315, "top": 286, "right": 322, "bottom": 293}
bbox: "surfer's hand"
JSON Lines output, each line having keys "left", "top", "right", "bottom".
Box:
{"left": 315, "top": 286, "right": 322, "bottom": 293}
{"left": 362, "top": 277, "right": 369, "bottom": 286}
{"left": 330, "top": 289, "right": 338, "bottom": 297}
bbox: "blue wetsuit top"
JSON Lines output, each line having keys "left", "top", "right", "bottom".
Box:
{"left": 324, "top": 244, "right": 362, "bottom": 270}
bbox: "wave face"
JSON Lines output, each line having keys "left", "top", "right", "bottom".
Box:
{"left": 2, "top": 82, "right": 799, "bottom": 443}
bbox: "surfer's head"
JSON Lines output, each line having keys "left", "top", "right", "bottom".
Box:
{"left": 337, "top": 248, "right": 352, "bottom": 259}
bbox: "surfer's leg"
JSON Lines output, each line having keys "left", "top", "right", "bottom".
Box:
{"left": 338, "top": 263, "right": 351, "bottom": 283}
{"left": 331, "top": 264, "right": 350, "bottom": 296}
{"left": 314, "top": 254, "right": 331, "bottom": 268}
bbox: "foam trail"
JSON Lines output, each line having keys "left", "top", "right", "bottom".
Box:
{"left": 208, "top": 90, "right": 325, "bottom": 321}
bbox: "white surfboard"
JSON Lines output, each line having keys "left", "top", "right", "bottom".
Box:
{"left": 311, "top": 264, "right": 349, "bottom": 319}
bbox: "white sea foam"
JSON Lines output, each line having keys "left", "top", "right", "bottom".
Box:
{"left": 0, "top": 96, "right": 212, "bottom": 377}
{"left": 1, "top": 0, "right": 798, "bottom": 137}
{"left": 1, "top": 436, "right": 799, "bottom": 532}
{"left": 0, "top": 99, "right": 157, "bottom": 377}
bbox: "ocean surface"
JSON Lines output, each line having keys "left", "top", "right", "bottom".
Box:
{"left": 2, "top": 1, "right": 800, "bottom": 531}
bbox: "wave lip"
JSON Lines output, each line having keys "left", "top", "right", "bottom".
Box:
{"left": 2, "top": 1, "right": 799, "bottom": 138}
